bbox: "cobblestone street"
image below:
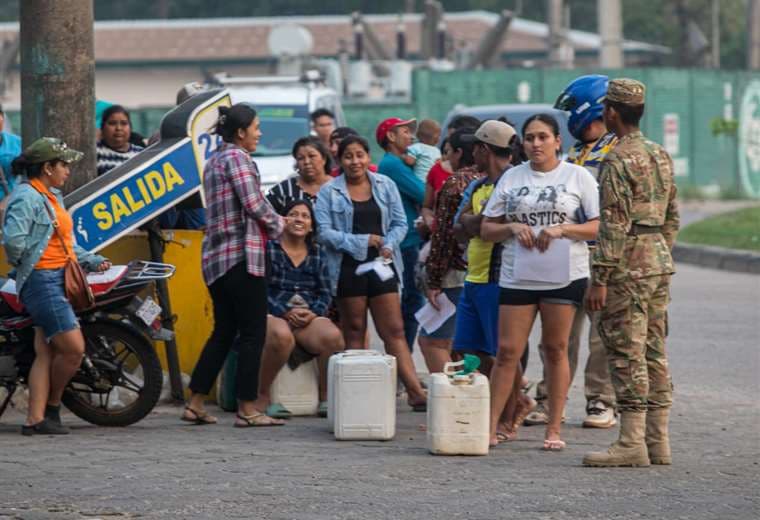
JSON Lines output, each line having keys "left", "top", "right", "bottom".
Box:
{"left": 1, "top": 263, "right": 758, "bottom": 520}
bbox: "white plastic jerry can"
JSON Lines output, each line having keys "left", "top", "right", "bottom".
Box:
{"left": 427, "top": 361, "right": 490, "bottom": 455}
{"left": 327, "top": 349, "right": 397, "bottom": 440}
{"left": 270, "top": 359, "right": 319, "bottom": 416}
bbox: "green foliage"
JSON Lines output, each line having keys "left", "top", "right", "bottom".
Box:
{"left": 709, "top": 117, "right": 739, "bottom": 137}
{"left": 679, "top": 206, "right": 760, "bottom": 251}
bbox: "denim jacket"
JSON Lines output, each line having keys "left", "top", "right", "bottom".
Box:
{"left": 3, "top": 182, "right": 106, "bottom": 293}
{"left": 315, "top": 172, "right": 408, "bottom": 296}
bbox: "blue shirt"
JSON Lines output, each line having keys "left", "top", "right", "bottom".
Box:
{"left": 377, "top": 153, "right": 424, "bottom": 249}
{"left": 266, "top": 240, "right": 332, "bottom": 318}
{"left": 315, "top": 172, "right": 408, "bottom": 296}
{"left": 0, "top": 132, "right": 22, "bottom": 198}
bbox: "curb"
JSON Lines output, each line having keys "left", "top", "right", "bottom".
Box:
{"left": 673, "top": 242, "right": 760, "bottom": 275}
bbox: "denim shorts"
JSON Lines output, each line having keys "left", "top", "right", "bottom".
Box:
{"left": 19, "top": 268, "right": 79, "bottom": 342}
{"left": 419, "top": 286, "right": 462, "bottom": 339}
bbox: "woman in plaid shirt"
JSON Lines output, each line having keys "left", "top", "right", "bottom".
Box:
{"left": 258, "top": 200, "right": 345, "bottom": 417}
{"left": 183, "top": 103, "right": 287, "bottom": 427}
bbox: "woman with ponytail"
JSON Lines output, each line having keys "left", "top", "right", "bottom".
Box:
{"left": 182, "top": 103, "right": 287, "bottom": 427}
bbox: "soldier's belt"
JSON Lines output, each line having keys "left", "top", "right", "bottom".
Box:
{"left": 627, "top": 224, "right": 663, "bottom": 236}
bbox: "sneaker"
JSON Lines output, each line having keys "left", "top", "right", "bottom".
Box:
{"left": 523, "top": 401, "right": 566, "bottom": 426}
{"left": 583, "top": 400, "right": 618, "bottom": 428}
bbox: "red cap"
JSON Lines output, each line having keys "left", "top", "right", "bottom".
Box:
{"left": 375, "top": 117, "right": 417, "bottom": 147}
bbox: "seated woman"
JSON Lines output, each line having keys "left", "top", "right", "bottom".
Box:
{"left": 257, "top": 200, "right": 345, "bottom": 418}
{"left": 315, "top": 135, "right": 427, "bottom": 411}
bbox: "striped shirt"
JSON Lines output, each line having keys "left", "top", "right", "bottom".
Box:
{"left": 96, "top": 141, "right": 144, "bottom": 176}
{"left": 201, "top": 142, "right": 284, "bottom": 285}
{"left": 266, "top": 176, "right": 317, "bottom": 216}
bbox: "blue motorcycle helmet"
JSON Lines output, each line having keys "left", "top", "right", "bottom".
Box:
{"left": 554, "top": 74, "right": 609, "bottom": 141}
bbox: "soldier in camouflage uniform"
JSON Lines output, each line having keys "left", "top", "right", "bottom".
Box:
{"left": 582, "top": 78, "right": 680, "bottom": 467}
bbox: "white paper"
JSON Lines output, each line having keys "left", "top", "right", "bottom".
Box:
{"left": 86, "top": 265, "right": 129, "bottom": 284}
{"left": 355, "top": 258, "right": 395, "bottom": 282}
{"left": 414, "top": 292, "right": 456, "bottom": 334}
{"left": 513, "top": 238, "right": 571, "bottom": 283}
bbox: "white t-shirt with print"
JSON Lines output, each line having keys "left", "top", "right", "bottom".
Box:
{"left": 482, "top": 161, "right": 599, "bottom": 290}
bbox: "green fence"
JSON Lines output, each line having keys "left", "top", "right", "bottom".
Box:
{"left": 6, "top": 68, "right": 760, "bottom": 198}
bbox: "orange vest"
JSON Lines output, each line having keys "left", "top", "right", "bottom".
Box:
{"left": 30, "top": 178, "right": 75, "bottom": 270}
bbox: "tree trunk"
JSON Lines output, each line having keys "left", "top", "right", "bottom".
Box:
{"left": 19, "top": 0, "right": 96, "bottom": 194}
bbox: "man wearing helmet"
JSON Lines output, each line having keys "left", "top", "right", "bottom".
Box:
{"left": 526, "top": 75, "right": 618, "bottom": 429}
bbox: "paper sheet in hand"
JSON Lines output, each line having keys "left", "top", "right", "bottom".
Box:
{"left": 513, "top": 239, "right": 571, "bottom": 283}
{"left": 355, "top": 258, "right": 395, "bottom": 281}
{"left": 414, "top": 293, "right": 456, "bottom": 334}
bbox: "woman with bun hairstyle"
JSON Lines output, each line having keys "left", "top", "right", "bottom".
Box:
{"left": 182, "top": 103, "right": 287, "bottom": 427}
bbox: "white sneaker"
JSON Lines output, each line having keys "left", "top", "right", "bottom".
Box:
{"left": 583, "top": 400, "right": 617, "bottom": 428}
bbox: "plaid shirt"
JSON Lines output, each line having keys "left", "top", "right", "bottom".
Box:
{"left": 426, "top": 165, "right": 483, "bottom": 290}
{"left": 266, "top": 240, "right": 331, "bottom": 318}
{"left": 201, "top": 142, "right": 283, "bottom": 285}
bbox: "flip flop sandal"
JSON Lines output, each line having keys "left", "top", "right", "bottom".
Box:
{"left": 235, "top": 412, "right": 285, "bottom": 427}
{"left": 496, "top": 430, "right": 516, "bottom": 443}
{"left": 265, "top": 403, "right": 293, "bottom": 419}
{"left": 181, "top": 406, "right": 218, "bottom": 425}
{"left": 542, "top": 439, "right": 566, "bottom": 451}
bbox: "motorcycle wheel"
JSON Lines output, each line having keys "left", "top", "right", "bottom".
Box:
{"left": 62, "top": 321, "right": 163, "bottom": 427}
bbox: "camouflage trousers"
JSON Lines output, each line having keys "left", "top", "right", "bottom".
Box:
{"left": 597, "top": 275, "right": 673, "bottom": 413}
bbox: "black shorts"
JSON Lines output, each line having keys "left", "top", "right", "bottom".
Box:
{"left": 499, "top": 278, "right": 588, "bottom": 307}
{"left": 336, "top": 257, "right": 399, "bottom": 299}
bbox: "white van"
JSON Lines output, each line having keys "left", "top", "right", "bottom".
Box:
{"left": 213, "top": 73, "right": 345, "bottom": 191}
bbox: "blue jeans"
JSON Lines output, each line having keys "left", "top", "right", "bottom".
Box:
{"left": 400, "top": 245, "right": 423, "bottom": 352}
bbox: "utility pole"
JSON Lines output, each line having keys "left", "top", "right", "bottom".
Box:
{"left": 20, "top": 0, "right": 96, "bottom": 194}
{"left": 598, "top": 0, "right": 624, "bottom": 68}
{"left": 711, "top": 0, "right": 720, "bottom": 68}
{"left": 749, "top": 0, "right": 760, "bottom": 69}
{"left": 547, "top": 0, "right": 572, "bottom": 68}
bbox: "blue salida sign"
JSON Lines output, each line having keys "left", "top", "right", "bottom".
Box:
{"left": 65, "top": 89, "right": 231, "bottom": 252}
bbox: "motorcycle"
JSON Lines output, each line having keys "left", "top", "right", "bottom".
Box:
{"left": 0, "top": 261, "right": 175, "bottom": 427}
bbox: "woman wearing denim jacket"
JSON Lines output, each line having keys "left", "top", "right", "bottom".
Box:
{"left": 3, "top": 138, "right": 109, "bottom": 435}
{"left": 315, "top": 135, "right": 426, "bottom": 410}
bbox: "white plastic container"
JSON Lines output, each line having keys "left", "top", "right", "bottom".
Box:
{"left": 427, "top": 362, "right": 490, "bottom": 456}
{"left": 270, "top": 359, "right": 319, "bottom": 416}
{"left": 327, "top": 349, "right": 397, "bottom": 440}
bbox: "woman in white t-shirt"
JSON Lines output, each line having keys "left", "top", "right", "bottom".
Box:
{"left": 481, "top": 114, "right": 600, "bottom": 451}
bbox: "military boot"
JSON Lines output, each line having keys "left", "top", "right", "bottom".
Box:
{"left": 582, "top": 411, "right": 651, "bottom": 467}
{"left": 646, "top": 408, "right": 672, "bottom": 465}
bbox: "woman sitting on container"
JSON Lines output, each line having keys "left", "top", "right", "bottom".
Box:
{"left": 96, "top": 105, "right": 144, "bottom": 176}
{"left": 257, "top": 199, "right": 345, "bottom": 418}
{"left": 4, "top": 138, "right": 110, "bottom": 435}
{"left": 315, "top": 135, "right": 427, "bottom": 411}
{"left": 481, "top": 114, "right": 600, "bottom": 450}
{"left": 266, "top": 137, "right": 333, "bottom": 215}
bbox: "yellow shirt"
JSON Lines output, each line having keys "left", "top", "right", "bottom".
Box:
{"left": 465, "top": 182, "right": 496, "bottom": 284}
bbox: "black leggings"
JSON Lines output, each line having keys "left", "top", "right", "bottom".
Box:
{"left": 189, "top": 262, "right": 268, "bottom": 401}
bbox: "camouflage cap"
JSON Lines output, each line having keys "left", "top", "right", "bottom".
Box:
{"left": 23, "top": 137, "right": 83, "bottom": 164}
{"left": 605, "top": 78, "right": 646, "bottom": 105}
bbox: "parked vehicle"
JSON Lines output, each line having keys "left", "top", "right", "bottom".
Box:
{"left": 0, "top": 261, "right": 175, "bottom": 427}
{"left": 440, "top": 103, "right": 574, "bottom": 150}
{"left": 211, "top": 72, "right": 346, "bottom": 191}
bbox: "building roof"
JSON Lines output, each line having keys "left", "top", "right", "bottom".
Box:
{"left": 0, "top": 11, "right": 670, "bottom": 65}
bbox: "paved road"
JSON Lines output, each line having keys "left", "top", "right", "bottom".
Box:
{"left": 1, "top": 263, "right": 758, "bottom": 519}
